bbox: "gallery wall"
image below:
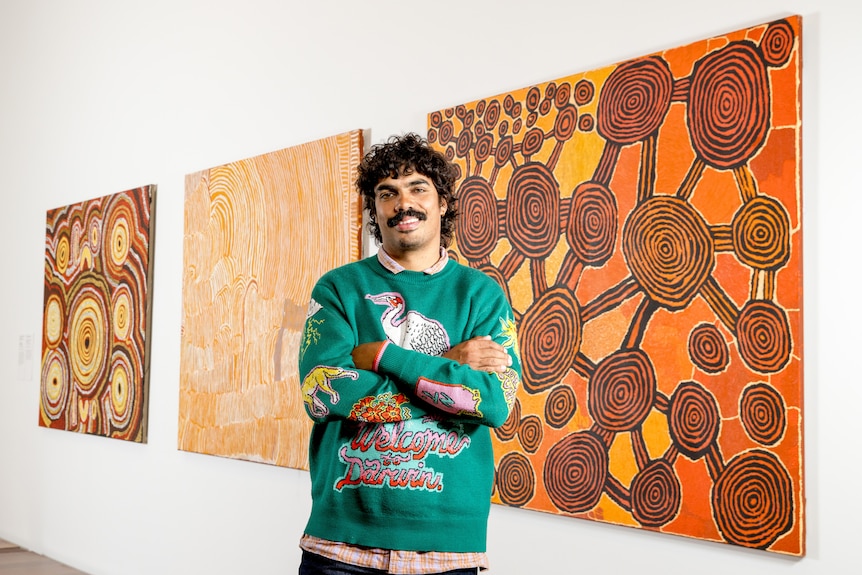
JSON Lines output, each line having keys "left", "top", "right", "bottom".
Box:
{"left": 0, "top": 1, "right": 857, "bottom": 573}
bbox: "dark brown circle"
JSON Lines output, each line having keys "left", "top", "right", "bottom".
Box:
{"left": 454, "top": 177, "right": 498, "bottom": 262}
{"left": 518, "top": 415, "right": 544, "bottom": 454}
{"left": 565, "top": 180, "right": 618, "bottom": 267}
{"left": 574, "top": 79, "right": 595, "bottom": 106}
{"left": 521, "top": 127, "right": 545, "bottom": 157}
{"left": 597, "top": 56, "right": 673, "bottom": 145}
{"left": 496, "top": 451, "right": 536, "bottom": 507}
{"left": 732, "top": 196, "right": 791, "bottom": 271}
{"left": 736, "top": 299, "right": 792, "bottom": 374}
{"left": 688, "top": 41, "right": 770, "bottom": 169}
{"left": 630, "top": 459, "right": 682, "bottom": 527}
{"left": 668, "top": 380, "right": 721, "bottom": 459}
{"left": 622, "top": 196, "right": 714, "bottom": 310}
{"left": 519, "top": 287, "right": 581, "bottom": 394}
{"left": 544, "top": 431, "right": 608, "bottom": 514}
{"left": 712, "top": 449, "right": 794, "bottom": 549}
{"left": 505, "top": 162, "right": 561, "bottom": 259}
{"left": 688, "top": 323, "right": 730, "bottom": 373}
{"left": 740, "top": 382, "right": 786, "bottom": 446}
{"left": 544, "top": 384, "right": 577, "bottom": 429}
{"left": 588, "top": 349, "right": 656, "bottom": 432}
{"left": 761, "top": 19, "right": 796, "bottom": 68}
{"left": 553, "top": 104, "right": 578, "bottom": 141}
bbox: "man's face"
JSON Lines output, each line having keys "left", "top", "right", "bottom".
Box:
{"left": 373, "top": 169, "right": 446, "bottom": 256}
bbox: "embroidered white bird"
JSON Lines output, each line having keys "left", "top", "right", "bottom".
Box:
{"left": 366, "top": 292, "right": 450, "bottom": 356}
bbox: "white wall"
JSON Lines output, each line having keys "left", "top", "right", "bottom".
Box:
{"left": 0, "top": 1, "right": 856, "bottom": 573}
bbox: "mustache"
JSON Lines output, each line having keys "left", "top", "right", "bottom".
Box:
{"left": 387, "top": 208, "right": 427, "bottom": 227}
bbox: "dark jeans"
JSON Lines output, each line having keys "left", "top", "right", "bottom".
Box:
{"left": 299, "top": 550, "right": 479, "bottom": 575}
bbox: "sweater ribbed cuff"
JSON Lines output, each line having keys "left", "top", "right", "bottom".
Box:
{"left": 372, "top": 340, "right": 390, "bottom": 372}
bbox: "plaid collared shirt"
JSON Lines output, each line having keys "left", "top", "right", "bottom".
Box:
{"left": 300, "top": 534, "right": 487, "bottom": 574}
{"left": 376, "top": 246, "right": 450, "bottom": 275}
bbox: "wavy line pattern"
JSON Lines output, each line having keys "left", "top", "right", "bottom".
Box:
{"left": 178, "top": 131, "right": 362, "bottom": 469}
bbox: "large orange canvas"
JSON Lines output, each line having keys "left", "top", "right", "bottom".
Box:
{"left": 179, "top": 130, "right": 363, "bottom": 469}
{"left": 40, "top": 185, "right": 156, "bottom": 442}
{"left": 429, "top": 18, "right": 803, "bottom": 554}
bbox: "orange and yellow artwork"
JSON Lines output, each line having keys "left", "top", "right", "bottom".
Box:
{"left": 40, "top": 185, "right": 157, "bottom": 442}
{"left": 179, "top": 130, "right": 363, "bottom": 469}
{"left": 429, "top": 17, "right": 803, "bottom": 555}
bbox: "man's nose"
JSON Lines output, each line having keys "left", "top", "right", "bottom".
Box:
{"left": 395, "top": 193, "right": 412, "bottom": 211}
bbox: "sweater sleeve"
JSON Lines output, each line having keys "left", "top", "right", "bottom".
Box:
{"left": 374, "top": 283, "right": 522, "bottom": 428}
{"left": 298, "top": 276, "right": 434, "bottom": 424}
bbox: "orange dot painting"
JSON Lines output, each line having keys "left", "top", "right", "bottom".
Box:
{"left": 178, "top": 130, "right": 363, "bottom": 470}
{"left": 40, "top": 186, "right": 157, "bottom": 442}
{"left": 429, "top": 17, "right": 804, "bottom": 555}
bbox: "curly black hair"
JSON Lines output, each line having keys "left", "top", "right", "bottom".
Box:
{"left": 356, "top": 132, "right": 459, "bottom": 247}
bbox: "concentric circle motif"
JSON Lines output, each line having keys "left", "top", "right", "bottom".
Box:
{"left": 544, "top": 431, "right": 609, "bottom": 514}
{"left": 761, "top": 19, "right": 795, "bottom": 68}
{"left": 588, "top": 349, "right": 656, "bottom": 432}
{"left": 622, "top": 196, "right": 714, "bottom": 310}
{"left": 56, "top": 235, "right": 70, "bottom": 275}
{"left": 736, "top": 299, "right": 792, "bottom": 373}
{"left": 474, "top": 133, "right": 494, "bottom": 163}
{"left": 484, "top": 99, "right": 501, "bottom": 129}
{"left": 439, "top": 120, "right": 454, "bottom": 145}
{"left": 41, "top": 348, "right": 69, "bottom": 420}
{"left": 112, "top": 288, "right": 133, "bottom": 342}
{"left": 108, "top": 216, "right": 130, "bottom": 269}
{"left": 565, "top": 180, "right": 618, "bottom": 266}
{"left": 544, "top": 384, "right": 577, "bottom": 429}
{"left": 518, "top": 415, "right": 544, "bottom": 454}
{"left": 44, "top": 293, "right": 65, "bottom": 348}
{"left": 740, "top": 382, "right": 786, "bottom": 446}
{"left": 630, "top": 459, "right": 682, "bottom": 527}
{"left": 574, "top": 79, "right": 595, "bottom": 106}
{"left": 494, "top": 135, "right": 514, "bottom": 167}
{"left": 668, "top": 380, "right": 721, "bottom": 459}
{"left": 496, "top": 451, "right": 536, "bottom": 507}
{"left": 521, "top": 127, "right": 545, "bottom": 157}
{"left": 519, "top": 287, "right": 581, "bottom": 393}
{"left": 526, "top": 86, "right": 542, "bottom": 111}
{"left": 597, "top": 56, "right": 673, "bottom": 145}
{"left": 554, "top": 82, "right": 572, "bottom": 109}
{"left": 107, "top": 348, "right": 136, "bottom": 430}
{"left": 731, "top": 196, "right": 791, "bottom": 271}
{"left": 505, "top": 162, "right": 561, "bottom": 259}
{"left": 712, "top": 449, "right": 794, "bottom": 548}
{"left": 688, "top": 41, "right": 770, "bottom": 169}
{"left": 553, "top": 104, "right": 578, "bottom": 142}
{"left": 688, "top": 323, "right": 729, "bottom": 373}
{"left": 68, "top": 287, "right": 109, "bottom": 393}
{"left": 456, "top": 129, "right": 473, "bottom": 158}
{"left": 454, "top": 177, "right": 498, "bottom": 261}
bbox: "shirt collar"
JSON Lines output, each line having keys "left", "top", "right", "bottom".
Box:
{"left": 377, "top": 247, "right": 449, "bottom": 275}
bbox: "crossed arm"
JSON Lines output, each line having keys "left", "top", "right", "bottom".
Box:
{"left": 351, "top": 335, "right": 512, "bottom": 374}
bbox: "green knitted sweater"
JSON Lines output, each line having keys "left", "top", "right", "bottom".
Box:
{"left": 299, "top": 255, "right": 521, "bottom": 552}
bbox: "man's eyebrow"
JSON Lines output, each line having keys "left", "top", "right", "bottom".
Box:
{"left": 374, "top": 177, "right": 432, "bottom": 193}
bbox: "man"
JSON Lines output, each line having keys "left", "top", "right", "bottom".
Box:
{"left": 298, "top": 133, "right": 521, "bottom": 575}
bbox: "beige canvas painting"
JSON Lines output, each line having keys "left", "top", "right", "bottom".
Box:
{"left": 179, "top": 130, "right": 363, "bottom": 469}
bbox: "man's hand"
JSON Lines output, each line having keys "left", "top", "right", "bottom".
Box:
{"left": 443, "top": 336, "right": 512, "bottom": 373}
{"left": 351, "top": 342, "right": 386, "bottom": 371}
